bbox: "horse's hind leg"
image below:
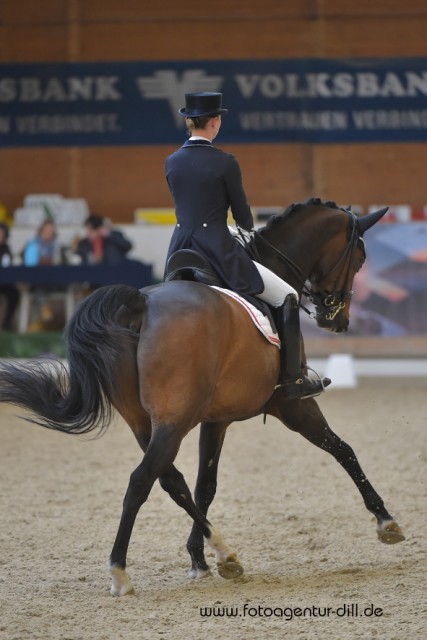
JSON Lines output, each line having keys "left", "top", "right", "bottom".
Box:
{"left": 270, "top": 397, "right": 405, "bottom": 544}
{"left": 159, "top": 463, "right": 242, "bottom": 580}
{"left": 186, "top": 421, "right": 226, "bottom": 578}
{"left": 108, "top": 422, "right": 188, "bottom": 596}
{"left": 109, "top": 421, "right": 239, "bottom": 595}
{"left": 184, "top": 421, "right": 243, "bottom": 580}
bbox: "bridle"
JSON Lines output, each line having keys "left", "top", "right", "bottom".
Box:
{"left": 307, "top": 212, "right": 366, "bottom": 321}
{"left": 251, "top": 210, "right": 365, "bottom": 323}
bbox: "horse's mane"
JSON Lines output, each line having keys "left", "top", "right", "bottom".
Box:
{"left": 258, "top": 197, "right": 347, "bottom": 235}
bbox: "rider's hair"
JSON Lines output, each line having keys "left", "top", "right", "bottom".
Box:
{"left": 185, "top": 116, "right": 211, "bottom": 134}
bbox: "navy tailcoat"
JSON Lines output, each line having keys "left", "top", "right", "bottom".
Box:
{"left": 165, "top": 139, "right": 264, "bottom": 296}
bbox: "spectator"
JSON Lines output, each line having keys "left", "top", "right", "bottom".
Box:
{"left": 76, "top": 214, "right": 132, "bottom": 265}
{"left": 22, "top": 220, "right": 61, "bottom": 330}
{"left": 23, "top": 220, "right": 60, "bottom": 266}
{"left": 0, "top": 223, "right": 19, "bottom": 331}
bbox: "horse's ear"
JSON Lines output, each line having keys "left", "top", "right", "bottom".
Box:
{"left": 358, "top": 207, "right": 389, "bottom": 234}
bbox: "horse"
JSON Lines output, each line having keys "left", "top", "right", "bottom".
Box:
{"left": 0, "top": 198, "right": 405, "bottom": 596}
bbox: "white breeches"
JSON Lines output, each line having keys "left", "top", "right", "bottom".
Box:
{"left": 252, "top": 261, "right": 298, "bottom": 308}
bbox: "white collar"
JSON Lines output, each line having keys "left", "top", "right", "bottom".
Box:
{"left": 189, "top": 136, "right": 211, "bottom": 143}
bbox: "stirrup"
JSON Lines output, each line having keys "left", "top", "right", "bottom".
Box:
{"left": 275, "top": 367, "right": 331, "bottom": 400}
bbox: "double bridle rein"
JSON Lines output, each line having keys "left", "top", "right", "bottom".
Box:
{"left": 252, "top": 210, "right": 365, "bottom": 322}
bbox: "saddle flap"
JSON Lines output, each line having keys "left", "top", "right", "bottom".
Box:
{"left": 165, "top": 249, "right": 223, "bottom": 287}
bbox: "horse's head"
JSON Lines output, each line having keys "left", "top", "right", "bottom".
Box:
{"left": 255, "top": 200, "right": 388, "bottom": 334}
{"left": 309, "top": 206, "right": 388, "bottom": 333}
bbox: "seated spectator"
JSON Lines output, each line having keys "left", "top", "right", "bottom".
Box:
{"left": 0, "top": 223, "right": 19, "bottom": 331}
{"left": 23, "top": 219, "right": 60, "bottom": 266}
{"left": 76, "top": 214, "right": 132, "bottom": 265}
{"left": 22, "top": 220, "right": 61, "bottom": 330}
{"left": 23, "top": 220, "right": 60, "bottom": 267}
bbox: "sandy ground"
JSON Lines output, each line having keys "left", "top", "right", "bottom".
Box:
{"left": 0, "top": 378, "right": 426, "bottom": 640}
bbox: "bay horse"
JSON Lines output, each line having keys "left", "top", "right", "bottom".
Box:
{"left": 0, "top": 198, "right": 405, "bottom": 596}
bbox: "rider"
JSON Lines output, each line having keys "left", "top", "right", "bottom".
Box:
{"left": 164, "top": 92, "right": 330, "bottom": 400}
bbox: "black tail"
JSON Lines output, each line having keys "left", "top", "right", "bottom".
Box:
{"left": 0, "top": 285, "right": 147, "bottom": 435}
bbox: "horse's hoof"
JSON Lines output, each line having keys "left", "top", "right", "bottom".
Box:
{"left": 110, "top": 583, "right": 135, "bottom": 597}
{"left": 377, "top": 520, "right": 405, "bottom": 545}
{"left": 188, "top": 567, "right": 212, "bottom": 579}
{"left": 109, "top": 565, "right": 136, "bottom": 596}
{"left": 217, "top": 558, "right": 244, "bottom": 579}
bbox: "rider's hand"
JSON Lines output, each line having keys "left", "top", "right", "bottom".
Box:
{"left": 237, "top": 227, "right": 255, "bottom": 241}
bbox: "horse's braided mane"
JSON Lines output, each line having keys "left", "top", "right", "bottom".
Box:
{"left": 258, "top": 197, "right": 346, "bottom": 235}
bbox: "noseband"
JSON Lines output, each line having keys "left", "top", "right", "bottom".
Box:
{"left": 253, "top": 210, "right": 365, "bottom": 322}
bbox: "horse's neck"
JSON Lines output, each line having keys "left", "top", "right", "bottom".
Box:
{"left": 256, "top": 217, "right": 317, "bottom": 292}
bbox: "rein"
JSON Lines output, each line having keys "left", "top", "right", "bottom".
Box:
{"left": 249, "top": 210, "right": 364, "bottom": 322}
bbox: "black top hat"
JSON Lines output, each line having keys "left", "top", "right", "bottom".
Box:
{"left": 178, "top": 92, "right": 229, "bottom": 118}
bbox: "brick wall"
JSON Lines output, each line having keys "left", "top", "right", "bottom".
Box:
{"left": 1, "top": 0, "right": 427, "bottom": 221}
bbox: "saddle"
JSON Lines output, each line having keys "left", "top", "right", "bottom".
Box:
{"left": 165, "top": 249, "right": 224, "bottom": 287}
{"left": 165, "top": 249, "right": 277, "bottom": 329}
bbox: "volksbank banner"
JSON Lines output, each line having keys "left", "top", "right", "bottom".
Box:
{"left": 2, "top": 57, "right": 427, "bottom": 147}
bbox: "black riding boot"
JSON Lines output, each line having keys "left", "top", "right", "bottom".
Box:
{"left": 275, "top": 294, "right": 331, "bottom": 399}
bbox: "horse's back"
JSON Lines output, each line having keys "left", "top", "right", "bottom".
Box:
{"left": 137, "top": 281, "right": 279, "bottom": 425}
{"left": 140, "top": 280, "right": 274, "bottom": 357}
{"left": 142, "top": 280, "right": 221, "bottom": 313}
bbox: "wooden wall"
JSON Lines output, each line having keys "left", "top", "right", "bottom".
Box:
{"left": 1, "top": 0, "right": 427, "bottom": 221}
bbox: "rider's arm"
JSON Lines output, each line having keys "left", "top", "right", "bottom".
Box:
{"left": 224, "top": 154, "right": 255, "bottom": 232}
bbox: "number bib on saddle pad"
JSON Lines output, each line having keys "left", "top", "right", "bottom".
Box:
{"left": 211, "top": 286, "right": 280, "bottom": 348}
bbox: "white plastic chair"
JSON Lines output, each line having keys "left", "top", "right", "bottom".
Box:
{"left": 13, "top": 206, "right": 47, "bottom": 227}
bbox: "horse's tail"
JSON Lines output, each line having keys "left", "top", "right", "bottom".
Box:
{"left": 0, "top": 285, "right": 147, "bottom": 436}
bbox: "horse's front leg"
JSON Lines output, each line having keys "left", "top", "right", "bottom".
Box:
{"left": 269, "top": 395, "right": 405, "bottom": 544}
{"left": 186, "top": 421, "right": 243, "bottom": 579}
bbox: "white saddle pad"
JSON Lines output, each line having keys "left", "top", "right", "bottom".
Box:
{"left": 212, "top": 286, "right": 280, "bottom": 349}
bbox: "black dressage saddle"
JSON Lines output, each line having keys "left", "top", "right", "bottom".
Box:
{"left": 165, "top": 249, "right": 224, "bottom": 287}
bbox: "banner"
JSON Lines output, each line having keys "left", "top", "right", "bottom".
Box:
{"left": 2, "top": 57, "right": 427, "bottom": 147}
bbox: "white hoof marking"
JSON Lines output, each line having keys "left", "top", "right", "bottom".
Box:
{"left": 205, "top": 526, "right": 243, "bottom": 578}
{"left": 376, "top": 519, "right": 405, "bottom": 545}
{"left": 109, "top": 564, "right": 135, "bottom": 596}
{"left": 188, "top": 567, "right": 212, "bottom": 579}
{"left": 205, "top": 526, "right": 230, "bottom": 563}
